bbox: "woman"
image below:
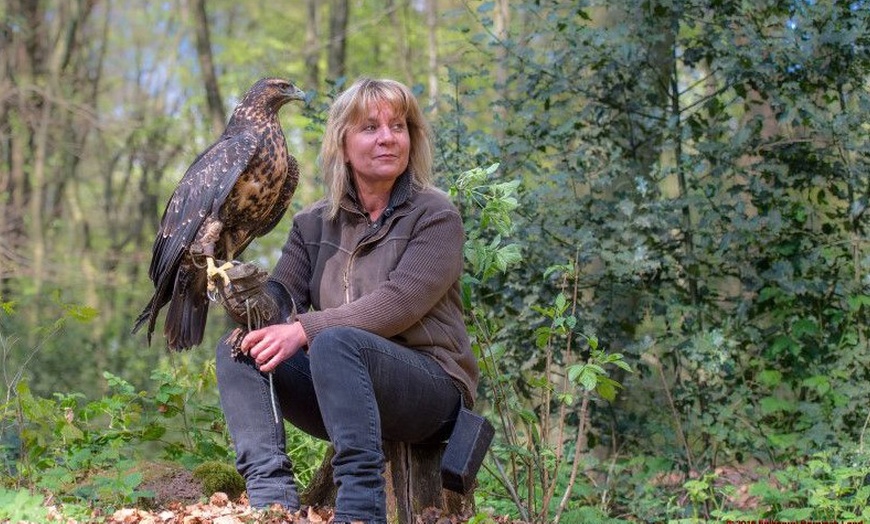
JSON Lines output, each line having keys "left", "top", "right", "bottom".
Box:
{"left": 215, "top": 77, "right": 478, "bottom": 524}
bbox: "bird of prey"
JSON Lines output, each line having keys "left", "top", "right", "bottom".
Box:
{"left": 132, "top": 77, "right": 305, "bottom": 351}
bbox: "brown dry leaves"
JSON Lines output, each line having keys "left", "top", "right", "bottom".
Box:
{"left": 38, "top": 492, "right": 526, "bottom": 524}
{"left": 104, "top": 493, "right": 332, "bottom": 524}
{"left": 103, "top": 500, "right": 523, "bottom": 524}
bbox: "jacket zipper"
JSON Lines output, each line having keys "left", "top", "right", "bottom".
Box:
{"left": 343, "top": 252, "right": 355, "bottom": 304}
{"left": 341, "top": 210, "right": 403, "bottom": 305}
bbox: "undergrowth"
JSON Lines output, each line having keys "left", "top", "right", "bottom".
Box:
{"left": 0, "top": 302, "right": 326, "bottom": 515}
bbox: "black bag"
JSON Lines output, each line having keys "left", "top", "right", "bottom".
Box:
{"left": 440, "top": 406, "right": 494, "bottom": 494}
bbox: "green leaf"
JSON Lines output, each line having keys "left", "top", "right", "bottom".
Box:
{"left": 749, "top": 480, "right": 787, "bottom": 502}
{"left": 587, "top": 335, "right": 599, "bottom": 351}
{"left": 767, "top": 432, "right": 800, "bottom": 450}
{"left": 527, "top": 375, "right": 551, "bottom": 390}
{"left": 757, "top": 369, "right": 782, "bottom": 388}
{"left": 596, "top": 376, "right": 623, "bottom": 402}
{"left": 141, "top": 423, "right": 167, "bottom": 441}
{"left": 801, "top": 375, "right": 831, "bottom": 396}
{"left": 63, "top": 303, "right": 99, "bottom": 323}
{"left": 0, "top": 489, "right": 49, "bottom": 521}
{"left": 769, "top": 335, "right": 798, "bottom": 357}
{"left": 777, "top": 507, "right": 813, "bottom": 520}
{"left": 792, "top": 318, "right": 819, "bottom": 339}
{"left": 847, "top": 293, "right": 870, "bottom": 311}
{"left": 0, "top": 300, "right": 15, "bottom": 315}
{"left": 534, "top": 327, "right": 552, "bottom": 349}
{"left": 585, "top": 364, "right": 606, "bottom": 376}
{"left": 517, "top": 408, "right": 538, "bottom": 424}
{"left": 759, "top": 396, "right": 797, "bottom": 415}
{"left": 60, "top": 422, "right": 84, "bottom": 442}
{"left": 567, "top": 364, "right": 582, "bottom": 383}
{"left": 494, "top": 244, "right": 522, "bottom": 271}
{"left": 554, "top": 293, "right": 567, "bottom": 313}
{"left": 579, "top": 368, "right": 597, "bottom": 391}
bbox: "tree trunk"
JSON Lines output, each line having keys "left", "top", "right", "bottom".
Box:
{"left": 387, "top": 0, "right": 412, "bottom": 85}
{"left": 1, "top": 0, "right": 40, "bottom": 287}
{"left": 426, "top": 0, "right": 439, "bottom": 110}
{"left": 327, "top": 0, "right": 349, "bottom": 81}
{"left": 303, "top": 0, "right": 320, "bottom": 91}
{"left": 29, "top": 92, "right": 50, "bottom": 298}
{"left": 190, "top": 0, "right": 226, "bottom": 136}
{"left": 492, "top": 0, "right": 510, "bottom": 141}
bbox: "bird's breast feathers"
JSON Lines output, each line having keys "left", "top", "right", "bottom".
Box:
{"left": 222, "top": 158, "right": 289, "bottom": 221}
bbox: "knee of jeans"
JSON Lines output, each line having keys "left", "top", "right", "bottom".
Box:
{"left": 310, "top": 326, "right": 362, "bottom": 355}
{"left": 309, "top": 326, "right": 368, "bottom": 368}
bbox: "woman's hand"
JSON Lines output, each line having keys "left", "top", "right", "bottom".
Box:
{"left": 241, "top": 321, "right": 308, "bottom": 373}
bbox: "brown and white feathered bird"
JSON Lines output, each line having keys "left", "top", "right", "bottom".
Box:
{"left": 132, "top": 77, "right": 305, "bottom": 350}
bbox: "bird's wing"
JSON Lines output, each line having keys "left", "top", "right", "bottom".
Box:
{"left": 148, "top": 131, "right": 259, "bottom": 286}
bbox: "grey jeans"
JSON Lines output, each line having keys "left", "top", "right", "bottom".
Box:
{"left": 216, "top": 325, "right": 461, "bottom": 523}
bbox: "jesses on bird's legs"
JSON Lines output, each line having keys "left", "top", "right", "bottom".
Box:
{"left": 244, "top": 298, "right": 281, "bottom": 425}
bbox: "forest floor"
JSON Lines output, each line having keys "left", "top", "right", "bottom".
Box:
{"left": 42, "top": 496, "right": 525, "bottom": 523}
{"left": 101, "top": 499, "right": 524, "bottom": 524}
{"left": 35, "top": 467, "right": 526, "bottom": 524}
{"left": 15, "top": 461, "right": 776, "bottom": 523}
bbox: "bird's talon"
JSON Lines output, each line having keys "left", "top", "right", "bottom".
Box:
{"left": 206, "top": 258, "right": 235, "bottom": 290}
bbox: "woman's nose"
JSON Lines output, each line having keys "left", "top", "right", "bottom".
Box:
{"left": 376, "top": 125, "right": 396, "bottom": 143}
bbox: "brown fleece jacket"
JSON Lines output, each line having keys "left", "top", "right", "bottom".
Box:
{"left": 269, "top": 174, "right": 478, "bottom": 406}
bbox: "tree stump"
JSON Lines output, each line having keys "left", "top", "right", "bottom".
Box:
{"left": 301, "top": 442, "right": 475, "bottom": 523}
{"left": 383, "top": 440, "right": 474, "bottom": 523}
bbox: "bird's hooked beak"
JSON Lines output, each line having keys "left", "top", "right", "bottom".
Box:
{"left": 283, "top": 84, "right": 307, "bottom": 103}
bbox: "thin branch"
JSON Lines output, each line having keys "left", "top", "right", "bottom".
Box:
{"left": 554, "top": 390, "right": 590, "bottom": 524}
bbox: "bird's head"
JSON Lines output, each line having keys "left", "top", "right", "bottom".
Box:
{"left": 240, "top": 78, "right": 307, "bottom": 114}
{"left": 271, "top": 78, "right": 307, "bottom": 103}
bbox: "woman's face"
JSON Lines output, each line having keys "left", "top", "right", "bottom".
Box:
{"left": 344, "top": 102, "right": 410, "bottom": 188}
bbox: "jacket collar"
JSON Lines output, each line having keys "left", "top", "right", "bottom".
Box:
{"left": 340, "top": 170, "right": 413, "bottom": 219}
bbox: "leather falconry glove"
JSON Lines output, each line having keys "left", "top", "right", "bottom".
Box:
{"left": 213, "top": 261, "right": 295, "bottom": 356}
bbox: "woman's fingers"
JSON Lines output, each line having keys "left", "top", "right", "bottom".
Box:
{"left": 240, "top": 324, "right": 300, "bottom": 372}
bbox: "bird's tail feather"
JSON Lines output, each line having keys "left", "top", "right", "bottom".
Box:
{"left": 164, "top": 270, "right": 209, "bottom": 351}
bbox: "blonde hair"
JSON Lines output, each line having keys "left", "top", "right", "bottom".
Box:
{"left": 319, "top": 77, "right": 434, "bottom": 219}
